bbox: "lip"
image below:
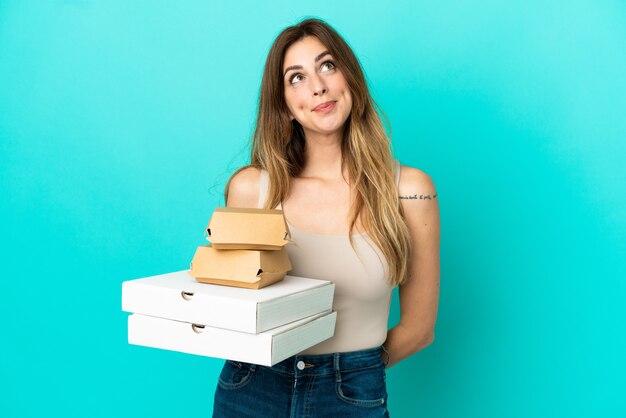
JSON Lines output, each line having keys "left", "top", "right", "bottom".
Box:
{"left": 312, "top": 100, "right": 336, "bottom": 112}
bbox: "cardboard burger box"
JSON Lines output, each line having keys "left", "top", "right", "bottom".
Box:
{"left": 122, "top": 270, "right": 335, "bottom": 334}
{"left": 206, "top": 207, "right": 290, "bottom": 250}
{"left": 189, "top": 244, "right": 291, "bottom": 289}
{"left": 127, "top": 310, "right": 337, "bottom": 366}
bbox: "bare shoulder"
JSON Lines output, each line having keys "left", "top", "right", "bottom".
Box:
{"left": 226, "top": 166, "right": 262, "bottom": 208}
{"left": 398, "top": 164, "right": 438, "bottom": 201}
{"left": 397, "top": 164, "right": 440, "bottom": 243}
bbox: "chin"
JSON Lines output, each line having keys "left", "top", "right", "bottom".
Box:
{"left": 318, "top": 117, "right": 350, "bottom": 132}
{"left": 315, "top": 124, "right": 344, "bottom": 134}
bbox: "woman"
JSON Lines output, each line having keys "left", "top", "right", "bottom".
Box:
{"left": 214, "top": 17, "right": 440, "bottom": 417}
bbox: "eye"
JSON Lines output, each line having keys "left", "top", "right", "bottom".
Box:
{"left": 289, "top": 73, "right": 303, "bottom": 84}
{"left": 320, "top": 60, "right": 336, "bottom": 71}
{"left": 287, "top": 60, "right": 336, "bottom": 85}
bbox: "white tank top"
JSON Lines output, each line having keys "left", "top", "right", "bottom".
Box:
{"left": 258, "top": 160, "right": 400, "bottom": 354}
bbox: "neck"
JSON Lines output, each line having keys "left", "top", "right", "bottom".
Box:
{"left": 300, "top": 129, "right": 345, "bottom": 181}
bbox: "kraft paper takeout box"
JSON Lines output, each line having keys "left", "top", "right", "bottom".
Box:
{"left": 189, "top": 244, "right": 292, "bottom": 289}
{"left": 206, "top": 207, "right": 291, "bottom": 250}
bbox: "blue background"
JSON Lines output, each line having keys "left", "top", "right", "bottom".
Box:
{"left": 1, "top": 1, "right": 625, "bottom": 417}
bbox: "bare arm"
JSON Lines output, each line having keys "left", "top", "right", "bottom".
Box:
{"left": 383, "top": 165, "right": 441, "bottom": 368}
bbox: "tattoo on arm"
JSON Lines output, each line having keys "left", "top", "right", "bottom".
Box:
{"left": 399, "top": 193, "right": 438, "bottom": 200}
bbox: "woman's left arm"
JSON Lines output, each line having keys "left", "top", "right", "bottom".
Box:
{"left": 383, "top": 165, "right": 441, "bottom": 368}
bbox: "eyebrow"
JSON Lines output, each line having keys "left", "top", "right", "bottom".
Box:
{"left": 283, "top": 51, "right": 331, "bottom": 77}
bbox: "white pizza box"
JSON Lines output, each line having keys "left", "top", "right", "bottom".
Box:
{"left": 121, "top": 270, "right": 335, "bottom": 333}
{"left": 128, "top": 310, "right": 337, "bottom": 366}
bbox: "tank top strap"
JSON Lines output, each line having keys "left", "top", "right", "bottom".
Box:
{"left": 393, "top": 158, "right": 401, "bottom": 187}
{"left": 258, "top": 168, "right": 270, "bottom": 209}
{"left": 259, "top": 168, "right": 283, "bottom": 210}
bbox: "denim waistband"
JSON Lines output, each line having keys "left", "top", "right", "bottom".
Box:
{"left": 259, "top": 345, "right": 390, "bottom": 377}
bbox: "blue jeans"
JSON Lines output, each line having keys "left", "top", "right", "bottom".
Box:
{"left": 212, "top": 345, "right": 391, "bottom": 417}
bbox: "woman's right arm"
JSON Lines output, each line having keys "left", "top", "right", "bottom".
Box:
{"left": 225, "top": 167, "right": 262, "bottom": 208}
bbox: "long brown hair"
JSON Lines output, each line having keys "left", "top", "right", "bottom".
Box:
{"left": 224, "top": 18, "right": 411, "bottom": 286}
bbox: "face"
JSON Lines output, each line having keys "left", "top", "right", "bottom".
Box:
{"left": 282, "top": 36, "right": 353, "bottom": 138}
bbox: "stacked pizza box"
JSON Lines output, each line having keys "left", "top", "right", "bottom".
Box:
{"left": 122, "top": 207, "right": 336, "bottom": 366}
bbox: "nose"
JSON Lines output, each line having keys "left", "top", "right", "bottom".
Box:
{"left": 312, "top": 74, "right": 328, "bottom": 96}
